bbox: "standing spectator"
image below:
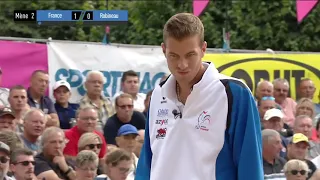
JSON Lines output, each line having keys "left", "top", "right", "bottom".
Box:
{"left": 113, "top": 70, "right": 146, "bottom": 113}
{"left": 142, "top": 90, "right": 152, "bottom": 118}
{"left": 262, "top": 129, "right": 286, "bottom": 175}
{"left": 273, "top": 78, "right": 297, "bottom": 127}
{"left": 34, "top": 127, "right": 76, "bottom": 180}
{"left": 0, "top": 68, "right": 10, "bottom": 108}
{"left": 75, "top": 150, "right": 99, "bottom": 180}
{"left": 53, "top": 80, "right": 79, "bottom": 129}
{"left": 104, "top": 93, "right": 145, "bottom": 145}
{"left": 64, "top": 106, "right": 107, "bottom": 162}
{"left": 0, "top": 141, "right": 14, "bottom": 180}
{"left": 19, "top": 108, "right": 45, "bottom": 154}
{"left": 80, "top": 71, "right": 115, "bottom": 132}
{"left": 0, "top": 107, "right": 16, "bottom": 131}
{"left": 8, "top": 85, "right": 29, "bottom": 132}
{"left": 27, "top": 70, "right": 59, "bottom": 127}
{"left": 10, "top": 148, "right": 36, "bottom": 180}
{"left": 256, "top": 80, "right": 274, "bottom": 103}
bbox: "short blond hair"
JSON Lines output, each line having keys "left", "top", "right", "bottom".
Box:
{"left": 163, "top": 13, "right": 204, "bottom": 44}
{"left": 284, "top": 159, "right": 309, "bottom": 175}
{"left": 78, "top": 132, "right": 102, "bottom": 152}
{"left": 76, "top": 150, "right": 99, "bottom": 168}
{"left": 296, "top": 98, "right": 315, "bottom": 118}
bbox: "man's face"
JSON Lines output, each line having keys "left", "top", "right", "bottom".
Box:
{"left": 24, "top": 111, "right": 45, "bottom": 137}
{"left": 31, "top": 72, "right": 49, "bottom": 95}
{"left": 0, "top": 151, "right": 9, "bottom": 178}
{"left": 263, "top": 117, "right": 283, "bottom": 132}
{"left": 122, "top": 76, "right": 139, "bottom": 95}
{"left": 116, "top": 134, "right": 138, "bottom": 153}
{"left": 76, "top": 162, "right": 97, "bottom": 180}
{"left": 44, "top": 132, "right": 66, "bottom": 157}
{"left": 273, "top": 82, "right": 289, "bottom": 104}
{"left": 299, "top": 80, "right": 315, "bottom": 99}
{"left": 294, "top": 117, "right": 313, "bottom": 138}
{"left": 53, "top": 86, "right": 71, "bottom": 104}
{"left": 256, "top": 82, "right": 273, "bottom": 100}
{"left": 264, "top": 135, "right": 283, "bottom": 158}
{"left": 116, "top": 97, "right": 134, "bottom": 123}
{"left": 77, "top": 109, "right": 98, "bottom": 133}
{"left": 0, "top": 114, "right": 16, "bottom": 131}
{"left": 85, "top": 74, "right": 104, "bottom": 96}
{"left": 9, "top": 89, "right": 27, "bottom": 111}
{"left": 11, "top": 155, "right": 35, "bottom": 180}
{"left": 259, "top": 100, "right": 276, "bottom": 119}
{"left": 162, "top": 36, "right": 206, "bottom": 84}
{"left": 288, "top": 142, "right": 309, "bottom": 160}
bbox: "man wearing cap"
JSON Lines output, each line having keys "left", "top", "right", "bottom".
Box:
{"left": 0, "top": 141, "right": 14, "bottom": 180}
{"left": 287, "top": 133, "right": 320, "bottom": 179}
{"left": 53, "top": 80, "right": 79, "bottom": 129}
{"left": 116, "top": 124, "right": 139, "bottom": 180}
{"left": 0, "top": 68, "right": 9, "bottom": 108}
{"left": 0, "top": 107, "right": 16, "bottom": 131}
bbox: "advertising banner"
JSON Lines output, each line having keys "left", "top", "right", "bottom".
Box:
{"left": 47, "top": 42, "right": 169, "bottom": 103}
{"left": 204, "top": 53, "right": 320, "bottom": 102}
{"left": 0, "top": 41, "right": 48, "bottom": 90}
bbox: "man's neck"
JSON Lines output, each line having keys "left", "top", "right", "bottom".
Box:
{"left": 263, "top": 154, "right": 275, "bottom": 164}
{"left": 87, "top": 93, "right": 100, "bottom": 101}
{"left": 29, "top": 88, "right": 42, "bottom": 102}
{"left": 59, "top": 102, "right": 68, "bottom": 108}
{"left": 23, "top": 132, "right": 38, "bottom": 143}
{"left": 13, "top": 110, "right": 23, "bottom": 119}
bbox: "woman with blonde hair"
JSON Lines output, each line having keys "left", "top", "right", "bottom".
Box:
{"left": 96, "top": 148, "right": 133, "bottom": 180}
{"left": 284, "top": 159, "right": 309, "bottom": 180}
{"left": 75, "top": 150, "right": 99, "bottom": 180}
{"left": 296, "top": 98, "right": 315, "bottom": 121}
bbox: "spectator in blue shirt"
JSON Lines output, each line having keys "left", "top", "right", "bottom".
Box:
{"left": 53, "top": 80, "right": 79, "bottom": 129}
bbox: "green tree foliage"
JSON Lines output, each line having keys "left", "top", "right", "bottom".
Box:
{"left": 0, "top": 0, "right": 319, "bottom": 51}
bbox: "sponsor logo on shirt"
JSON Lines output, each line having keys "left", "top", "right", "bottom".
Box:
{"left": 155, "top": 119, "right": 168, "bottom": 125}
{"left": 156, "top": 128, "right": 167, "bottom": 139}
{"left": 161, "top": 97, "right": 167, "bottom": 104}
{"left": 157, "top": 109, "right": 169, "bottom": 117}
{"left": 195, "top": 111, "right": 211, "bottom": 131}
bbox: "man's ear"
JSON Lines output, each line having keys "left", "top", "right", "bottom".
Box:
{"left": 115, "top": 137, "right": 120, "bottom": 146}
{"left": 161, "top": 42, "right": 166, "bottom": 54}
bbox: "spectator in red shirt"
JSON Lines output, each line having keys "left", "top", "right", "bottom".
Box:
{"left": 63, "top": 105, "right": 107, "bottom": 162}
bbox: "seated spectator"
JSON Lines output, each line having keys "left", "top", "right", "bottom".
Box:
{"left": 80, "top": 70, "right": 115, "bottom": 133}
{"left": 64, "top": 105, "right": 107, "bottom": 161}
{"left": 258, "top": 96, "right": 276, "bottom": 122}
{"left": 134, "top": 130, "right": 145, "bottom": 158}
{"left": 0, "top": 68, "right": 10, "bottom": 108}
{"left": 287, "top": 133, "right": 320, "bottom": 179}
{"left": 315, "top": 91, "right": 320, "bottom": 115}
{"left": 0, "top": 141, "right": 13, "bottom": 180}
{"left": 34, "top": 127, "right": 76, "bottom": 180}
{"left": 284, "top": 159, "right": 309, "bottom": 180}
{"left": 78, "top": 132, "right": 103, "bottom": 175}
{"left": 8, "top": 85, "right": 29, "bottom": 132}
{"left": 104, "top": 93, "right": 145, "bottom": 145}
{"left": 262, "top": 129, "right": 286, "bottom": 175}
{"left": 296, "top": 98, "right": 316, "bottom": 124}
{"left": 142, "top": 90, "right": 152, "bottom": 118}
{"left": 10, "top": 148, "right": 36, "bottom": 180}
{"left": 75, "top": 150, "right": 99, "bottom": 180}
{"left": 27, "top": 70, "right": 59, "bottom": 127}
{"left": 115, "top": 124, "right": 139, "bottom": 179}
{"left": 256, "top": 80, "right": 274, "bottom": 103}
{"left": 0, "top": 130, "right": 23, "bottom": 154}
{"left": 53, "top": 80, "right": 79, "bottom": 129}
{"left": 0, "top": 107, "right": 16, "bottom": 131}
{"left": 113, "top": 70, "right": 146, "bottom": 113}
{"left": 19, "top": 108, "right": 45, "bottom": 154}
{"left": 97, "top": 148, "right": 133, "bottom": 180}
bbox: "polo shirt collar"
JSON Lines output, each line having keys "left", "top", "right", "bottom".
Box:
{"left": 27, "top": 88, "right": 44, "bottom": 103}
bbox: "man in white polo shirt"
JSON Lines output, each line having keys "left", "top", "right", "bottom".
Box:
{"left": 136, "top": 13, "right": 263, "bottom": 180}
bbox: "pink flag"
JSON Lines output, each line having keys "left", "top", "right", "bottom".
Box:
{"left": 296, "top": 0, "right": 319, "bottom": 23}
{"left": 193, "top": 0, "right": 210, "bottom": 17}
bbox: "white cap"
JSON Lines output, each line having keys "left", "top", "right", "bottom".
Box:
{"left": 263, "top": 108, "right": 284, "bottom": 120}
{"left": 53, "top": 80, "right": 71, "bottom": 91}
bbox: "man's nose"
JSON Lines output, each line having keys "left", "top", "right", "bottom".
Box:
{"left": 177, "top": 59, "right": 188, "bottom": 70}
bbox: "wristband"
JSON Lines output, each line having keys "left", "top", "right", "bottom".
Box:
{"left": 64, "top": 166, "right": 72, "bottom": 175}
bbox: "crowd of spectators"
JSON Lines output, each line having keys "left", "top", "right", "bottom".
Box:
{"left": 0, "top": 66, "right": 319, "bottom": 180}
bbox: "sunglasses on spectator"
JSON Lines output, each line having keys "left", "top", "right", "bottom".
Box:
{"left": 289, "top": 170, "right": 307, "bottom": 175}
{"left": 0, "top": 156, "right": 9, "bottom": 163}
{"left": 261, "top": 96, "right": 275, "bottom": 101}
{"left": 14, "top": 161, "right": 35, "bottom": 166}
{"left": 86, "top": 144, "right": 102, "bottom": 149}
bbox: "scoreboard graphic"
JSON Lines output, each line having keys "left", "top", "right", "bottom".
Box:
{"left": 14, "top": 10, "right": 128, "bottom": 25}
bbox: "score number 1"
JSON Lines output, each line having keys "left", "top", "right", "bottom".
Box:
{"left": 72, "top": 11, "right": 93, "bottom": 20}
